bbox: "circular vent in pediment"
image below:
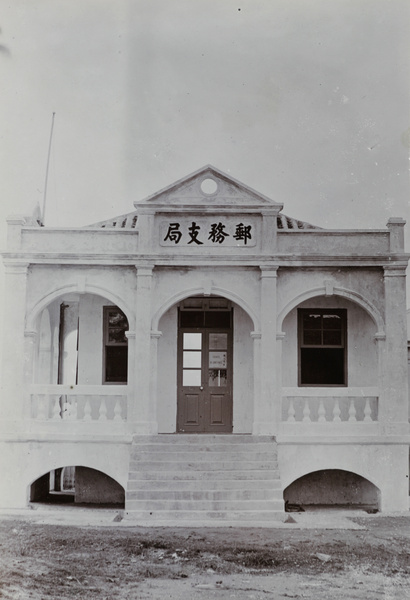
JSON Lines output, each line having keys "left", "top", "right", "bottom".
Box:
{"left": 200, "top": 177, "right": 218, "bottom": 196}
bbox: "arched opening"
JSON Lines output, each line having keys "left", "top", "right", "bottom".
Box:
{"left": 30, "top": 467, "right": 125, "bottom": 508}
{"left": 156, "top": 294, "right": 254, "bottom": 433}
{"left": 35, "top": 293, "right": 129, "bottom": 386}
{"left": 284, "top": 469, "right": 380, "bottom": 511}
{"left": 281, "top": 295, "right": 378, "bottom": 388}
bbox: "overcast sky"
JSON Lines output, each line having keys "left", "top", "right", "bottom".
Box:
{"left": 0, "top": 1, "right": 409, "bottom": 291}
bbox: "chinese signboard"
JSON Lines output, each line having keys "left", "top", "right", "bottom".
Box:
{"left": 160, "top": 218, "right": 257, "bottom": 247}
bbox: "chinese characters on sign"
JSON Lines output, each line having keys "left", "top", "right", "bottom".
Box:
{"left": 163, "top": 221, "right": 253, "bottom": 246}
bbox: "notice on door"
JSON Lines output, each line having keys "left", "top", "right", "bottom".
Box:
{"left": 209, "top": 351, "right": 227, "bottom": 369}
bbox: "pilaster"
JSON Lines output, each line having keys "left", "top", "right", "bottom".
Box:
{"left": 379, "top": 265, "right": 409, "bottom": 429}
{"left": 0, "top": 262, "right": 29, "bottom": 423}
{"left": 132, "top": 264, "right": 157, "bottom": 433}
{"left": 253, "top": 266, "right": 278, "bottom": 435}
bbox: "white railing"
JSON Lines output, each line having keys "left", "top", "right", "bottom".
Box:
{"left": 281, "top": 388, "right": 378, "bottom": 423}
{"left": 30, "top": 385, "right": 127, "bottom": 422}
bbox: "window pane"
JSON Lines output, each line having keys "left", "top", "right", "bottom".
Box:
{"left": 108, "top": 328, "right": 128, "bottom": 343}
{"left": 183, "top": 333, "right": 202, "bottom": 350}
{"left": 105, "top": 346, "right": 128, "bottom": 382}
{"left": 323, "top": 314, "right": 342, "bottom": 329}
{"left": 209, "top": 351, "right": 227, "bottom": 368}
{"left": 303, "top": 330, "right": 322, "bottom": 345}
{"left": 180, "top": 311, "right": 204, "bottom": 327}
{"left": 183, "top": 351, "right": 201, "bottom": 368}
{"left": 323, "top": 330, "right": 342, "bottom": 346}
{"left": 183, "top": 369, "right": 201, "bottom": 386}
{"left": 205, "top": 311, "right": 231, "bottom": 328}
{"left": 108, "top": 310, "right": 128, "bottom": 329}
{"left": 209, "top": 369, "right": 227, "bottom": 387}
{"left": 300, "top": 348, "right": 345, "bottom": 385}
{"left": 303, "top": 313, "right": 321, "bottom": 329}
{"left": 209, "top": 333, "right": 227, "bottom": 350}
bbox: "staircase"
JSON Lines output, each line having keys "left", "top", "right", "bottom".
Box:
{"left": 125, "top": 435, "right": 284, "bottom": 526}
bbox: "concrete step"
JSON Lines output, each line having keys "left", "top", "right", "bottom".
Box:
{"left": 126, "top": 489, "right": 283, "bottom": 501}
{"left": 132, "top": 435, "right": 276, "bottom": 444}
{"left": 126, "top": 499, "right": 285, "bottom": 511}
{"left": 130, "top": 443, "right": 278, "bottom": 452}
{"left": 123, "top": 509, "right": 285, "bottom": 522}
{"left": 130, "top": 452, "right": 278, "bottom": 463}
{"left": 128, "top": 469, "right": 280, "bottom": 481}
{"left": 128, "top": 460, "right": 278, "bottom": 471}
{"left": 127, "top": 478, "right": 282, "bottom": 491}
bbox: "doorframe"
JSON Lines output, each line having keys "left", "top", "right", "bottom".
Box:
{"left": 176, "top": 296, "right": 234, "bottom": 433}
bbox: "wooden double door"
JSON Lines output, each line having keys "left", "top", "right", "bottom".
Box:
{"left": 177, "top": 298, "right": 233, "bottom": 433}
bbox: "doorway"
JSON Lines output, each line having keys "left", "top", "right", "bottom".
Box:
{"left": 177, "top": 296, "right": 233, "bottom": 433}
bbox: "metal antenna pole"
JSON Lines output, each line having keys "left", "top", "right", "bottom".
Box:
{"left": 41, "top": 112, "right": 56, "bottom": 226}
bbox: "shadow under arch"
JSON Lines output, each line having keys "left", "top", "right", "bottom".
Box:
{"left": 29, "top": 466, "right": 125, "bottom": 507}
{"left": 277, "top": 286, "right": 384, "bottom": 336}
{"left": 283, "top": 469, "right": 381, "bottom": 510}
{"left": 26, "top": 284, "right": 134, "bottom": 332}
{"left": 152, "top": 286, "right": 260, "bottom": 332}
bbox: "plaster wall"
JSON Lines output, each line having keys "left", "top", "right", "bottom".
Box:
{"left": 0, "top": 440, "right": 130, "bottom": 508}
{"left": 281, "top": 296, "right": 377, "bottom": 387}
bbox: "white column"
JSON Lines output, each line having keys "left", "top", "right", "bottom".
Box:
{"left": 0, "top": 262, "right": 29, "bottom": 425}
{"left": 149, "top": 331, "right": 162, "bottom": 432}
{"left": 132, "top": 264, "right": 156, "bottom": 433}
{"left": 253, "top": 266, "right": 278, "bottom": 435}
{"left": 378, "top": 265, "right": 409, "bottom": 431}
{"left": 125, "top": 330, "right": 136, "bottom": 428}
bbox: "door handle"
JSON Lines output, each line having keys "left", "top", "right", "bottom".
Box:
{"left": 200, "top": 386, "right": 204, "bottom": 391}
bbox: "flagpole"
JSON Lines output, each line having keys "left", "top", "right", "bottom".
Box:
{"left": 41, "top": 111, "right": 56, "bottom": 226}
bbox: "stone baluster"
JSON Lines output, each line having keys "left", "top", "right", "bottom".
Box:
{"left": 363, "top": 398, "right": 372, "bottom": 422}
{"left": 332, "top": 399, "right": 341, "bottom": 422}
{"left": 113, "top": 398, "right": 123, "bottom": 421}
{"left": 318, "top": 399, "right": 326, "bottom": 422}
{"left": 348, "top": 399, "right": 357, "bottom": 422}
{"left": 99, "top": 398, "right": 108, "bottom": 421}
{"left": 302, "top": 399, "right": 311, "bottom": 422}
{"left": 83, "top": 398, "right": 92, "bottom": 421}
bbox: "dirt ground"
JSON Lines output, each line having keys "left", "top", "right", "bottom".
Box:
{"left": 0, "top": 512, "right": 409, "bottom": 599}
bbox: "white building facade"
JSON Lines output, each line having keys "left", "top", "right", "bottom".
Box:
{"left": 1, "top": 165, "right": 409, "bottom": 522}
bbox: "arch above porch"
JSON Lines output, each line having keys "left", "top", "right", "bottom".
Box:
{"left": 26, "top": 283, "right": 134, "bottom": 331}
{"left": 277, "top": 286, "right": 385, "bottom": 336}
{"left": 152, "top": 286, "right": 260, "bottom": 332}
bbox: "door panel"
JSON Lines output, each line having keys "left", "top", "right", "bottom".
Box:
{"left": 177, "top": 318, "right": 232, "bottom": 433}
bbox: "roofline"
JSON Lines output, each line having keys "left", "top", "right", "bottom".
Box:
{"left": 135, "top": 164, "right": 282, "bottom": 207}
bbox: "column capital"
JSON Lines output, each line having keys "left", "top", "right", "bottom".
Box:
{"left": 151, "top": 330, "right": 162, "bottom": 339}
{"left": 259, "top": 265, "right": 279, "bottom": 277}
{"left": 135, "top": 263, "right": 154, "bottom": 277}
{"left": 383, "top": 265, "right": 407, "bottom": 277}
{"left": 125, "top": 331, "right": 136, "bottom": 340}
{"left": 3, "top": 261, "right": 29, "bottom": 275}
{"left": 250, "top": 331, "right": 262, "bottom": 340}
{"left": 24, "top": 329, "right": 37, "bottom": 339}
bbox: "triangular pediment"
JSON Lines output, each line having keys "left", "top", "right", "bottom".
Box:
{"left": 133, "top": 165, "right": 283, "bottom": 210}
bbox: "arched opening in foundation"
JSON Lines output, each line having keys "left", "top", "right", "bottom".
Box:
{"left": 29, "top": 467, "right": 125, "bottom": 508}
{"left": 284, "top": 469, "right": 380, "bottom": 511}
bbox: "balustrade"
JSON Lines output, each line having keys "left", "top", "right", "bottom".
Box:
{"left": 30, "top": 385, "right": 127, "bottom": 422}
{"left": 282, "top": 392, "right": 378, "bottom": 423}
